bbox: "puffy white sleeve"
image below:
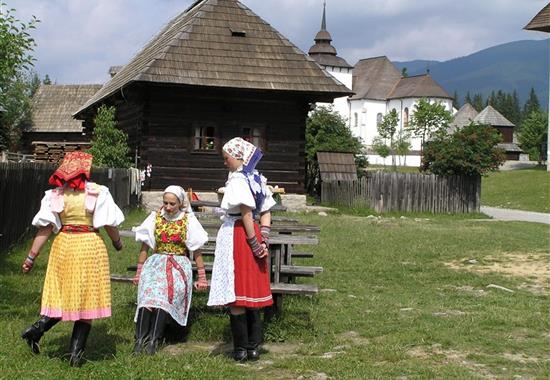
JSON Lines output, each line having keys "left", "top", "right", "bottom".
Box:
{"left": 220, "top": 174, "right": 256, "bottom": 211}
{"left": 93, "top": 185, "right": 125, "bottom": 228}
{"left": 260, "top": 182, "right": 277, "bottom": 213}
{"left": 32, "top": 190, "right": 62, "bottom": 233}
{"left": 185, "top": 212, "right": 209, "bottom": 251}
{"left": 132, "top": 211, "right": 157, "bottom": 250}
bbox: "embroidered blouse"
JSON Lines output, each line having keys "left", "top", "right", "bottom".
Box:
{"left": 133, "top": 209, "right": 208, "bottom": 253}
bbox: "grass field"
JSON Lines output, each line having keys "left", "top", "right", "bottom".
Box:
{"left": 481, "top": 166, "right": 550, "bottom": 213}
{"left": 1, "top": 208, "right": 549, "bottom": 379}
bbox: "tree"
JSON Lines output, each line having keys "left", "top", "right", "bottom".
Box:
{"left": 42, "top": 74, "right": 52, "bottom": 85}
{"left": 377, "top": 108, "right": 399, "bottom": 167}
{"left": 88, "top": 105, "right": 132, "bottom": 168}
{"left": 393, "top": 129, "right": 412, "bottom": 166}
{"left": 472, "top": 93, "right": 484, "bottom": 112}
{"left": 0, "top": 4, "right": 39, "bottom": 150}
{"left": 408, "top": 98, "right": 453, "bottom": 154}
{"left": 464, "top": 92, "right": 472, "bottom": 106}
{"left": 372, "top": 136, "right": 390, "bottom": 166}
{"left": 522, "top": 88, "right": 540, "bottom": 121}
{"left": 452, "top": 90, "right": 460, "bottom": 110}
{"left": 305, "top": 105, "right": 365, "bottom": 194}
{"left": 518, "top": 110, "right": 548, "bottom": 164}
{"left": 421, "top": 122, "right": 505, "bottom": 176}
{"left": 401, "top": 67, "right": 408, "bottom": 78}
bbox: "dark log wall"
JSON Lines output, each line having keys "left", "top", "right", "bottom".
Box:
{"left": 138, "top": 85, "right": 309, "bottom": 193}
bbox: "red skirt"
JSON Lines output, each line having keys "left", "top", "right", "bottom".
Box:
{"left": 231, "top": 221, "right": 273, "bottom": 308}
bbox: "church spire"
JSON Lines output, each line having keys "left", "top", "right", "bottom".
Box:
{"left": 321, "top": 1, "right": 327, "bottom": 30}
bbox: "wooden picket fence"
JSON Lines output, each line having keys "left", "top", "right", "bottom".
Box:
{"left": 0, "top": 162, "right": 139, "bottom": 253}
{"left": 321, "top": 171, "right": 481, "bottom": 213}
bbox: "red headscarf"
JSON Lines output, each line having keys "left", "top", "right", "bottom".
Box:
{"left": 48, "top": 151, "right": 93, "bottom": 190}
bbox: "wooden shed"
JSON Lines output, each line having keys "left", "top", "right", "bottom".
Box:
{"left": 23, "top": 84, "right": 102, "bottom": 162}
{"left": 317, "top": 151, "right": 357, "bottom": 182}
{"left": 74, "top": 0, "right": 352, "bottom": 193}
{"left": 474, "top": 105, "right": 523, "bottom": 160}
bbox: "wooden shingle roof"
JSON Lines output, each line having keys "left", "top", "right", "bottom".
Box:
{"left": 525, "top": 3, "right": 550, "bottom": 32}
{"left": 387, "top": 74, "right": 452, "bottom": 100}
{"left": 75, "top": 0, "right": 351, "bottom": 117}
{"left": 352, "top": 56, "right": 402, "bottom": 100}
{"left": 449, "top": 103, "right": 479, "bottom": 132}
{"left": 474, "top": 105, "right": 515, "bottom": 127}
{"left": 317, "top": 151, "right": 357, "bottom": 181}
{"left": 31, "top": 85, "right": 102, "bottom": 132}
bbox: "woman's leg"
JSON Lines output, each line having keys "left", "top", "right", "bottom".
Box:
{"left": 229, "top": 306, "right": 248, "bottom": 361}
{"left": 21, "top": 316, "right": 61, "bottom": 354}
{"left": 69, "top": 319, "right": 91, "bottom": 367}
{"left": 246, "top": 308, "right": 263, "bottom": 361}
{"left": 134, "top": 307, "right": 153, "bottom": 354}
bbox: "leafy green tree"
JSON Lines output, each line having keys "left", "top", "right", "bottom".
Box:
{"left": 377, "top": 108, "right": 399, "bottom": 167}
{"left": 401, "top": 67, "right": 408, "bottom": 78}
{"left": 372, "top": 136, "right": 390, "bottom": 166}
{"left": 42, "top": 74, "right": 52, "bottom": 85}
{"left": 452, "top": 90, "right": 460, "bottom": 110}
{"left": 464, "top": 92, "right": 472, "bottom": 106}
{"left": 305, "top": 105, "right": 365, "bottom": 194}
{"left": 0, "top": 4, "right": 39, "bottom": 150}
{"left": 408, "top": 98, "right": 452, "bottom": 154}
{"left": 393, "top": 129, "right": 412, "bottom": 166}
{"left": 88, "top": 105, "right": 132, "bottom": 168}
{"left": 421, "top": 122, "right": 505, "bottom": 176}
{"left": 518, "top": 110, "right": 548, "bottom": 164}
{"left": 472, "top": 93, "right": 485, "bottom": 112}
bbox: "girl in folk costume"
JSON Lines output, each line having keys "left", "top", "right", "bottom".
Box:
{"left": 21, "top": 152, "right": 124, "bottom": 367}
{"left": 132, "top": 186, "right": 208, "bottom": 355}
{"left": 208, "top": 137, "right": 276, "bottom": 361}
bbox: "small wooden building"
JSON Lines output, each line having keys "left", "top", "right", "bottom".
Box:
{"left": 74, "top": 0, "right": 351, "bottom": 192}
{"left": 23, "top": 84, "right": 102, "bottom": 162}
{"left": 473, "top": 105, "right": 523, "bottom": 160}
{"left": 317, "top": 152, "right": 357, "bottom": 182}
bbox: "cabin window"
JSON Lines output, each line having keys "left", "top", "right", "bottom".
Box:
{"left": 194, "top": 126, "right": 217, "bottom": 151}
{"left": 242, "top": 126, "right": 266, "bottom": 150}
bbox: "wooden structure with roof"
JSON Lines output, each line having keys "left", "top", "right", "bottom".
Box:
{"left": 317, "top": 151, "right": 357, "bottom": 182}
{"left": 449, "top": 103, "right": 479, "bottom": 133}
{"left": 74, "top": 0, "right": 351, "bottom": 192}
{"left": 23, "top": 84, "right": 102, "bottom": 161}
{"left": 474, "top": 105, "right": 522, "bottom": 160}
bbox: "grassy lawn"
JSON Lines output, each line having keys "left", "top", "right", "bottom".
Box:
{"left": 481, "top": 166, "right": 550, "bottom": 213}
{"left": 1, "top": 208, "right": 549, "bottom": 378}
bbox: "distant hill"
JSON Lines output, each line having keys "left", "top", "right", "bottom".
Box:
{"left": 394, "top": 39, "right": 549, "bottom": 109}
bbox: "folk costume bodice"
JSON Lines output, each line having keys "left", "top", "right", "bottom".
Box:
{"left": 154, "top": 212, "right": 189, "bottom": 255}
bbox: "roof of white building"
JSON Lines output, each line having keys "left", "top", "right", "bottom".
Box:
{"left": 351, "top": 56, "right": 401, "bottom": 100}
{"left": 387, "top": 74, "right": 452, "bottom": 100}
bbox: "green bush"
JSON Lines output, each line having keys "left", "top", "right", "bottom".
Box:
{"left": 421, "top": 122, "right": 505, "bottom": 176}
{"left": 88, "top": 105, "right": 132, "bottom": 168}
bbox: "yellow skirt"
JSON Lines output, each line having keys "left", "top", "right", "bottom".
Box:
{"left": 40, "top": 232, "right": 111, "bottom": 321}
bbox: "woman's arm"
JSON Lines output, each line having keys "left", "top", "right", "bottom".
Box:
{"left": 259, "top": 211, "right": 271, "bottom": 249}
{"left": 22, "top": 225, "right": 54, "bottom": 273}
{"left": 193, "top": 250, "right": 208, "bottom": 291}
{"left": 104, "top": 225, "right": 123, "bottom": 251}
{"left": 133, "top": 243, "right": 149, "bottom": 285}
{"left": 240, "top": 204, "right": 268, "bottom": 258}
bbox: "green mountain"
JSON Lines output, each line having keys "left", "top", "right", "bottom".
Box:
{"left": 394, "top": 39, "right": 549, "bottom": 109}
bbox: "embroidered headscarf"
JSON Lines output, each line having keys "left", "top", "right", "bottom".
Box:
{"left": 223, "top": 137, "right": 266, "bottom": 213}
{"left": 222, "top": 137, "right": 263, "bottom": 174}
{"left": 48, "top": 151, "right": 93, "bottom": 190}
{"left": 164, "top": 185, "right": 191, "bottom": 212}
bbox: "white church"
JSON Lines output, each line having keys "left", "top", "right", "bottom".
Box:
{"left": 308, "top": 4, "right": 454, "bottom": 167}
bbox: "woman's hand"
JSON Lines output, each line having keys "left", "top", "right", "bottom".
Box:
{"left": 133, "top": 263, "right": 143, "bottom": 285}
{"left": 22, "top": 251, "right": 38, "bottom": 274}
{"left": 194, "top": 267, "right": 208, "bottom": 291}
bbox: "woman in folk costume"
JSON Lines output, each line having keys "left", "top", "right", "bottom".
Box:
{"left": 20, "top": 151, "right": 124, "bottom": 367}
{"left": 208, "top": 137, "right": 276, "bottom": 361}
{"left": 132, "top": 186, "right": 208, "bottom": 355}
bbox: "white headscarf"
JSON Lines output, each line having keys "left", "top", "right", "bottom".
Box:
{"left": 222, "top": 137, "right": 263, "bottom": 174}
{"left": 163, "top": 185, "right": 191, "bottom": 212}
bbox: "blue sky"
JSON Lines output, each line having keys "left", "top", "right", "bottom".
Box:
{"left": 5, "top": 0, "right": 549, "bottom": 84}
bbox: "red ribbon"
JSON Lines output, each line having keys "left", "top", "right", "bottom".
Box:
{"left": 165, "top": 255, "right": 189, "bottom": 311}
{"left": 61, "top": 225, "right": 99, "bottom": 233}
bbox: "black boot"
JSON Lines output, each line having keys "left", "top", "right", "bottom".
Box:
{"left": 229, "top": 313, "right": 248, "bottom": 361}
{"left": 133, "top": 308, "right": 153, "bottom": 354}
{"left": 246, "top": 308, "right": 263, "bottom": 361}
{"left": 21, "top": 316, "right": 60, "bottom": 354}
{"left": 144, "top": 309, "right": 167, "bottom": 355}
{"left": 68, "top": 321, "right": 91, "bottom": 367}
